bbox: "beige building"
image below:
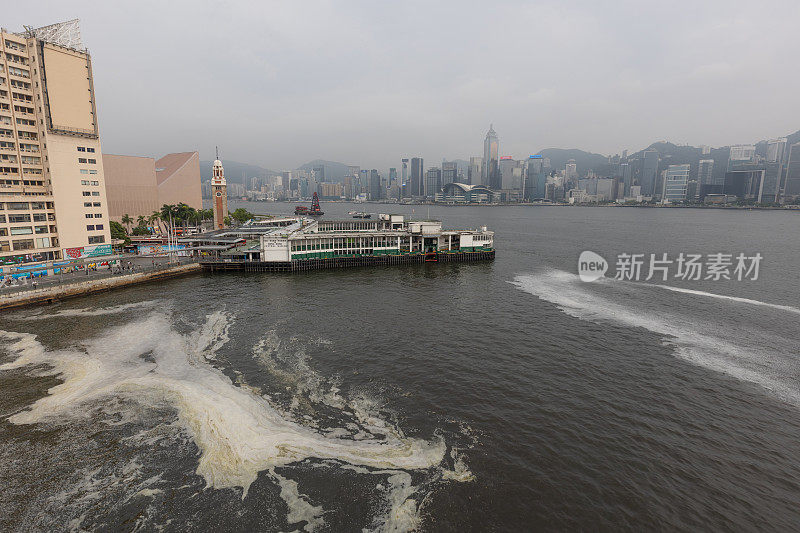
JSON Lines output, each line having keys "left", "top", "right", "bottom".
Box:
{"left": 0, "top": 19, "right": 111, "bottom": 264}
{"left": 103, "top": 151, "right": 201, "bottom": 221}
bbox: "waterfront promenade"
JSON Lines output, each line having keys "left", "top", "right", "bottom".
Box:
{"left": 0, "top": 258, "right": 201, "bottom": 310}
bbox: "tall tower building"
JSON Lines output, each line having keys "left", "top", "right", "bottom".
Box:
{"left": 483, "top": 125, "right": 500, "bottom": 189}
{"left": 211, "top": 150, "right": 227, "bottom": 229}
{"left": 0, "top": 19, "right": 112, "bottom": 266}
{"left": 640, "top": 150, "right": 659, "bottom": 196}
{"left": 409, "top": 157, "right": 424, "bottom": 197}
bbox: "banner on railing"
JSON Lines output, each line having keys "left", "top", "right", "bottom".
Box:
{"left": 136, "top": 244, "right": 187, "bottom": 256}
{"left": 64, "top": 244, "right": 113, "bottom": 259}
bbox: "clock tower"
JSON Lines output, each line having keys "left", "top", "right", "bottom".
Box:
{"left": 211, "top": 147, "right": 227, "bottom": 230}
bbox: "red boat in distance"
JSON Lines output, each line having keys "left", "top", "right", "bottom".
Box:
{"left": 296, "top": 193, "right": 324, "bottom": 216}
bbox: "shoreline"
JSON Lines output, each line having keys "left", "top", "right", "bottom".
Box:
{"left": 0, "top": 263, "right": 202, "bottom": 311}
{"left": 224, "top": 199, "right": 800, "bottom": 211}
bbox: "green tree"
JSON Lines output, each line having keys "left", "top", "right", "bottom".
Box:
{"left": 110, "top": 220, "right": 130, "bottom": 245}
{"left": 137, "top": 214, "right": 146, "bottom": 227}
{"left": 121, "top": 213, "right": 133, "bottom": 230}
{"left": 229, "top": 208, "right": 254, "bottom": 224}
{"left": 132, "top": 225, "right": 151, "bottom": 236}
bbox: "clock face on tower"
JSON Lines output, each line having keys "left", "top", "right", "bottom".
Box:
{"left": 216, "top": 191, "right": 222, "bottom": 197}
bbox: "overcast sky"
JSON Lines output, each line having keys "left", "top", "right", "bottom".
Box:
{"left": 6, "top": 1, "right": 800, "bottom": 171}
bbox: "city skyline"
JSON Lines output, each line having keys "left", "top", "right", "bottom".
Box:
{"left": 4, "top": 1, "right": 800, "bottom": 170}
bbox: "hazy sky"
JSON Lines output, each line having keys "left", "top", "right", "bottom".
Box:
{"left": 6, "top": 1, "right": 800, "bottom": 171}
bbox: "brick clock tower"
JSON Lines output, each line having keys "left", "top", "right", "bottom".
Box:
{"left": 211, "top": 148, "right": 228, "bottom": 230}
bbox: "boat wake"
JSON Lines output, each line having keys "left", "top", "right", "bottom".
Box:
{"left": 0, "top": 306, "right": 471, "bottom": 531}
{"left": 511, "top": 270, "right": 800, "bottom": 407}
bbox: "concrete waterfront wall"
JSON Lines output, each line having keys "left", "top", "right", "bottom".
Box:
{"left": 0, "top": 263, "right": 202, "bottom": 311}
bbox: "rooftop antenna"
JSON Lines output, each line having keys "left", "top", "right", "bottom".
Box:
{"left": 215, "top": 146, "right": 219, "bottom": 160}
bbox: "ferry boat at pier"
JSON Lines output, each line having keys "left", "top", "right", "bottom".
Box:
{"left": 183, "top": 214, "right": 494, "bottom": 273}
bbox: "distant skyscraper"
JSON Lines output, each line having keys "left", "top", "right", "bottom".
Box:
{"left": 619, "top": 162, "right": 632, "bottom": 197}
{"left": 565, "top": 159, "right": 578, "bottom": 182}
{"left": 312, "top": 165, "right": 325, "bottom": 183}
{"left": 728, "top": 145, "right": 756, "bottom": 168}
{"left": 724, "top": 169, "right": 764, "bottom": 200}
{"left": 499, "top": 157, "right": 522, "bottom": 190}
{"left": 442, "top": 162, "right": 458, "bottom": 186}
{"left": 697, "top": 159, "right": 718, "bottom": 200}
{"left": 698, "top": 159, "right": 715, "bottom": 187}
{"left": 409, "top": 157, "right": 424, "bottom": 197}
{"left": 483, "top": 125, "right": 500, "bottom": 189}
{"left": 389, "top": 167, "right": 397, "bottom": 186}
{"left": 640, "top": 150, "right": 659, "bottom": 196}
{"left": 662, "top": 164, "right": 690, "bottom": 203}
{"left": 368, "top": 169, "right": 382, "bottom": 200}
{"left": 760, "top": 162, "right": 783, "bottom": 203}
{"left": 784, "top": 142, "right": 800, "bottom": 200}
{"left": 425, "top": 168, "right": 442, "bottom": 198}
{"left": 401, "top": 159, "right": 408, "bottom": 187}
{"left": 468, "top": 157, "right": 482, "bottom": 186}
{"left": 526, "top": 157, "right": 547, "bottom": 200}
{"left": 766, "top": 138, "right": 787, "bottom": 163}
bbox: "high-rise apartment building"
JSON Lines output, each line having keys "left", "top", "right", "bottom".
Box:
{"left": 483, "top": 125, "right": 499, "bottom": 189}
{"left": 0, "top": 20, "right": 112, "bottom": 264}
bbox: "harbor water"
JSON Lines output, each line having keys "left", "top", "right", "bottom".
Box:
{"left": 1, "top": 203, "right": 799, "bottom": 531}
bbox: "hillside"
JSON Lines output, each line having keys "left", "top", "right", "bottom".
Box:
{"left": 296, "top": 159, "right": 352, "bottom": 182}
{"left": 537, "top": 148, "right": 609, "bottom": 175}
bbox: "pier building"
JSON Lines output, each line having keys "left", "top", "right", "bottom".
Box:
{"left": 181, "top": 214, "right": 494, "bottom": 272}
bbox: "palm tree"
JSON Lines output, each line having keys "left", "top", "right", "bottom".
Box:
{"left": 121, "top": 213, "right": 133, "bottom": 231}
{"left": 137, "top": 215, "right": 146, "bottom": 227}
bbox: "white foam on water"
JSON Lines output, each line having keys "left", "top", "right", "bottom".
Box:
{"left": 269, "top": 468, "right": 324, "bottom": 531}
{"left": 9, "top": 300, "right": 162, "bottom": 320}
{"left": 251, "top": 331, "right": 346, "bottom": 410}
{"left": 646, "top": 283, "right": 800, "bottom": 315}
{"left": 511, "top": 270, "right": 800, "bottom": 407}
{"left": 0, "top": 309, "right": 464, "bottom": 531}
